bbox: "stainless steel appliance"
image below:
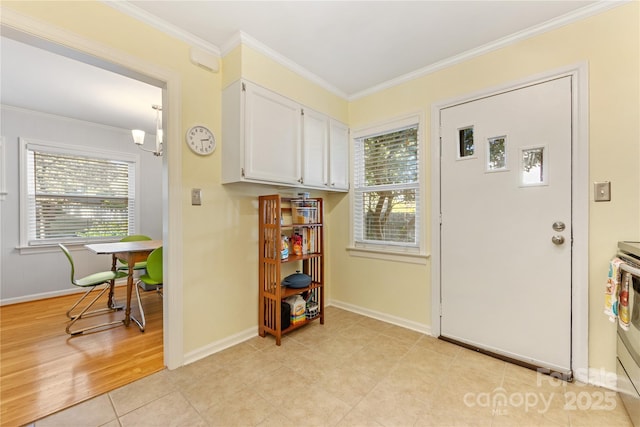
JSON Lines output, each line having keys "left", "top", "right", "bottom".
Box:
{"left": 617, "top": 241, "right": 640, "bottom": 426}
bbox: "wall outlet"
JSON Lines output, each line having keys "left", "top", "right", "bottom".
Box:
{"left": 593, "top": 181, "right": 611, "bottom": 202}
{"left": 191, "top": 188, "right": 202, "bottom": 206}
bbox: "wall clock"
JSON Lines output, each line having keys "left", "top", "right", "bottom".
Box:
{"left": 186, "top": 125, "right": 216, "bottom": 155}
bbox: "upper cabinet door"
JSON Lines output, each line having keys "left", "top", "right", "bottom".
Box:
{"left": 244, "top": 83, "right": 301, "bottom": 185}
{"left": 302, "top": 108, "right": 329, "bottom": 188}
{"left": 329, "top": 119, "right": 349, "bottom": 191}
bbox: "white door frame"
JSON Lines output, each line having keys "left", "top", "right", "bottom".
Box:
{"left": 2, "top": 9, "right": 185, "bottom": 369}
{"left": 430, "top": 63, "right": 589, "bottom": 383}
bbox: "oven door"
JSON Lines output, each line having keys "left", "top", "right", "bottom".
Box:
{"left": 618, "top": 269, "right": 640, "bottom": 426}
{"left": 618, "top": 335, "right": 640, "bottom": 425}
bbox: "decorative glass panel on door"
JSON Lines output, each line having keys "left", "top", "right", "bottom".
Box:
{"left": 458, "top": 126, "right": 475, "bottom": 159}
{"left": 487, "top": 136, "right": 507, "bottom": 171}
{"left": 521, "top": 146, "right": 547, "bottom": 186}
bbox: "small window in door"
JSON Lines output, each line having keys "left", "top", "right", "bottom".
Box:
{"left": 486, "top": 136, "right": 507, "bottom": 172}
{"left": 521, "top": 146, "right": 548, "bottom": 186}
{"left": 458, "top": 126, "right": 475, "bottom": 159}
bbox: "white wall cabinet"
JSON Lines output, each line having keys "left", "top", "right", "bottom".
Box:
{"left": 328, "top": 119, "right": 349, "bottom": 191}
{"left": 223, "top": 80, "right": 302, "bottom": 186}
{"left": 302, "top": 108, "right": 329, "bottom": 188}
{"left": 222, "top": 80, "right": 349, "bottom": 192}
{"left": 302, "top": 110, "right": 350, "bottom": 191}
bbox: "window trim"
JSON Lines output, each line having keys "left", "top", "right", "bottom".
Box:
{"left": 18, "top": 137, "right": 141, "bottom": 249}
{"left": 349, "top": 113, "right": 427, "bottom": 262}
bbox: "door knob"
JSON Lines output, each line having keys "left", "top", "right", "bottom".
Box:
{"left": 552, "top": 235, "right": 565, "bottom": 245}
{"left": 552, "top": 221, "right": 566, "bottom": 232}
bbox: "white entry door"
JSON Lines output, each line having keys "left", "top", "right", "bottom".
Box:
{"left": 440, "top": 77, "right": 572, "bottom": 374}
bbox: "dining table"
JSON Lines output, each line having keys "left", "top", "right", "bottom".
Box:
{"left": 84, "top": 239, "right": 162, "bottom": 330}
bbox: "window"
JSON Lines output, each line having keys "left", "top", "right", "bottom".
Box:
{"left": 353, "top": 116, "right": 420, "bottom": 253}
{"left": 20, "top": 138, "right": 137, "bottom": 246}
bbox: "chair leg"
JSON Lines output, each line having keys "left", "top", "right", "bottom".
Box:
{"left": 67, "top": 284, "right": 121, "bottom": 320}
{"left": 130, "top": 280, "right": 146, "bottom": 332}
{"left": 66, "top": 283, "right": 124, "bottom": 335}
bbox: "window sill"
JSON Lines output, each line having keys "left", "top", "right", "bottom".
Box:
{"left": 346, "top": 246, "right": 430, "bottom": 264}
{"left": 16, "top": 241, "right": 118, "bottom": 255}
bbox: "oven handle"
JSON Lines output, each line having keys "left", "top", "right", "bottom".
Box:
{"left": 621, "top": 262, "right": 640, "bottom": 277}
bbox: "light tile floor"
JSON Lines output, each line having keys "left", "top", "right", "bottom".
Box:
{"left": 34, "top": 307, "right": 633, "bottom": 426}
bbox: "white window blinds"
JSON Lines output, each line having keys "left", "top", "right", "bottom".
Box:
{"left": 23, "top": 140, "right": 136, "bottom": 245}
{"left": 354, "top": 124, "right": 419, "bottom": 248}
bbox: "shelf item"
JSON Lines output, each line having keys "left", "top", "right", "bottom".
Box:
{"left": 282, "top": 271, "right": 312, "bottom": 288}
{"left": 222, "top": 80, "right": 349, "bottom": 191}
{"left": 258, "top": 194, "right": 324, "bottom": 345}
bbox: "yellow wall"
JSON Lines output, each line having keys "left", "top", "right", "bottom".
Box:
{"left": 3, "top": 1, "right": 638, "bottom": 375}
{"left": 341, "top": 2, "right": 639, "bottom": 373}
{"left": 1, "top": 1, "right": 348, "bottom": 355}
{"left": 222, "top": 44, "right": 348, "bottom": 122}
{"left": 1, "top": 0, "right": 239, "bottom": 352}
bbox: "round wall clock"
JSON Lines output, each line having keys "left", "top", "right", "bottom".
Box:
{"left": 186, "top": 125, "right": 216, "bottom": 155}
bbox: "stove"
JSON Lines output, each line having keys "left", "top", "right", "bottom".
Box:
{"left": 619, "top": 241, "right": 640, "bottom": 260}
{"left": 617, "top": 241, "right": 640, "bottom": 426}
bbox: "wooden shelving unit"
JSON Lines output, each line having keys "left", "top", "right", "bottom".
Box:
{"left": 258, "top": 194, "right": 324, "bottom": 345}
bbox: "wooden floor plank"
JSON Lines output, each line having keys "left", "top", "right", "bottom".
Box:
{"left": 0, "top": 286, "right": 164, "bottom": 427}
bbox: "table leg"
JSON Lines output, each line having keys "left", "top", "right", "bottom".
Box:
{"left": 107, "top": 254, "right": 120, "bottom": 310}
{"left": 124, "top": 261, "right": 135, "bottom": 327}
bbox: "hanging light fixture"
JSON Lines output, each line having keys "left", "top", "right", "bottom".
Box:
{"left": 131, "top": 104, "right": 163, "bottom": 156}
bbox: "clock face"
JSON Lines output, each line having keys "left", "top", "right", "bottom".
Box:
{"left": 186, "top": 125, "right": 216, "bottom": 155}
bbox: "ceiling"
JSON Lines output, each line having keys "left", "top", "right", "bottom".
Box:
{"left": 1, "top": 1, "right": 618, "bottom": 131}
{"left": 125, "top": 0, "right": 602, "bottom": 97}
{"left": 1, "top": 34, "right": 163, "bottom": 134}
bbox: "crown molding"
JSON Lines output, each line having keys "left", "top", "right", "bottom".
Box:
{"left": 349, "top": 0, "right": 628, "bottom": 100}
{"left": 221, "top": 30, "right": 348, "bottom": 99}
{"left": 104, "top": 0, "right": 626, "bottom": 101}
{"left": 101, "top": 1, "right": 220, "bottom": 57}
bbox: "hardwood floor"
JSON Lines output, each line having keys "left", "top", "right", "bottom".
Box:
{"left": 0, "top": 285, "right": 164, "bottom": 427}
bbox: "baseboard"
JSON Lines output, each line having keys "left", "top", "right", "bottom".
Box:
{"left": 181, "top": 300, "right": 432, "bottom": 366}
{"left": 182, "top": 326, "right": 258, "bottom": 366}
{"left": 586, "top": 368, "right": 618, "bottom": 391}
{"left": 0, "top": 279, "right": 128, "bottom": 306}
{"left": 329, "top": 299, "right": 432, "bottom": 336}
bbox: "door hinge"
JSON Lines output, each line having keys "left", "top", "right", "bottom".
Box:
{"left": 301, "top": 109, "right": 304, "bottom": 116}
{"left": 241, "top": 168, "right": 245, "bottom": 177}
{"left": 242, "top": 82, "right": 246, "bottom": 92}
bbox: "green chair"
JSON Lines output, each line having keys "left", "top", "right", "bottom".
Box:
{"left": 117, "top": 235, "right": 152, "bottom": 272}
{"left": 132, "top": 246, "right": 163, "bottom": 332}
{"left": 59, "top": 243, "right": 128, "bottom": 335}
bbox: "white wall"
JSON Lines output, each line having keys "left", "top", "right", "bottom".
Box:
{"left": 0, "top": 105, "right": 162, "bottom": 303}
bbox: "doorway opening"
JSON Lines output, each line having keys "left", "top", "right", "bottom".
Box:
{"left": 0, "top": 18, "right": 183, "bottom": 422}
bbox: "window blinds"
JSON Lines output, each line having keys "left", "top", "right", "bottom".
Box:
{"left": 26, "top": 149, "right": 135, "bottom": 243}
{"left": 354, "top": 125, "right": 419, "bottom": 247}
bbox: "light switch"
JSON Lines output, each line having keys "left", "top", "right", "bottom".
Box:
{"left": 594, "top": 181, "right": 611, "bottom": 202}
{"left": 191, "top": 188, "right": 202, "bottom": 206}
